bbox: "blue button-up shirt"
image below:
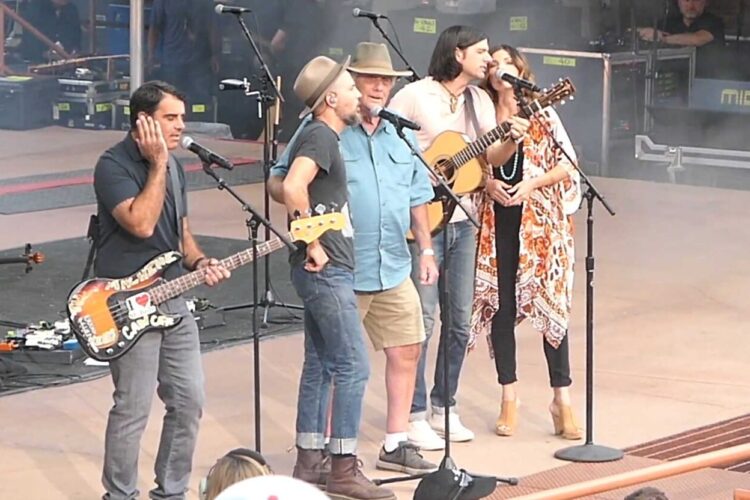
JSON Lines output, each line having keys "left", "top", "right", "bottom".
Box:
{"left": 271, "top": 117, "right": 433, "bottom": 292}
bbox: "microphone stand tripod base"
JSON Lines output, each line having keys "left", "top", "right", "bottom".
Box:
{"left": 555, "top": 443, "right": 624, "bottom": 463}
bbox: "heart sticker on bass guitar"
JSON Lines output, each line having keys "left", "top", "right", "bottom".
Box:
{"left": 126, "top": 292, "right": 155, "bottom": 320}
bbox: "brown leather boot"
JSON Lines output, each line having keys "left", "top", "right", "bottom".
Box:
{"left": 326, "top": 454, "right": 396, "bottom": 500}
{"left": 292, "top": 447, "right": 330, "bottom": 489}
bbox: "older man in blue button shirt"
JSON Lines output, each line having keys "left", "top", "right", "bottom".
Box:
{"left": 269, "top": 42, "right": 441, "bottom": 479}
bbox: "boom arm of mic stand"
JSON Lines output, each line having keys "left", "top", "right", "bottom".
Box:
{"left": 371, "top": 18, "right": 420, "bottom": 82}
{"left": 233, "top": 14, "right": 284, "bottom": 103}
{"left": 520, "top": 95, "right": 615, "bottom": 216}
{"left": 393, "top": 126, "right": 480, "bottom": 229}
{"left": 199, "top": 161, "right": 296, "bottom": 250}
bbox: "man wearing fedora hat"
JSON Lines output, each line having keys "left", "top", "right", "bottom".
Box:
{"left": 281, "top": 54, "right": 397, "bottom": 500}
{"left": 270, "top": 42, "right": 443, "bottom": 476}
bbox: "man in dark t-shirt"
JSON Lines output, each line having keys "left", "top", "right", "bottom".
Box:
{"left": 639, "top": 0, "right": 725, "bottom": 76}
{"left": 93, "top": 81, "right": 229, "bottom": 500}
{"left": 282, "top": 56, "right": 396, "bottom": 500}
{"left": 147, "top": 0, "right": 219, "bottom": 100}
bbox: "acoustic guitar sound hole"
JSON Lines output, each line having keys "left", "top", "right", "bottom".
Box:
{"left": 434, "top": 158, "right": 456, "bottom": 184}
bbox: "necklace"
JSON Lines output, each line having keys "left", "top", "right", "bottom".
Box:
{"left": 499, "top": 146, "right": 522, "bottom": 181}
{"left": 440, "top": 82, "right": 460, "bottom": 113}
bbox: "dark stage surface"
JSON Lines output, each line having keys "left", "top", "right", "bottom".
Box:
{"left": 0, "top": 236, "right": 302, "bottom": 396}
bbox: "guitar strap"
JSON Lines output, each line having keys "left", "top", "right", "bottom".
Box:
{"left": 463, "top": 87, "right": 482, "bottom": 141}
{"left": 168, "top": 154, "right": 184, "bottom": 251}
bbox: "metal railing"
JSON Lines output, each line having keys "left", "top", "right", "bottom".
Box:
{"left": 511, "top": 443, "right": 750, "bottom": 499}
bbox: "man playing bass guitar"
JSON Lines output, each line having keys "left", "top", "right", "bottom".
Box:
{"left": 92, "top": 81, "right": 229, "bottom": 500}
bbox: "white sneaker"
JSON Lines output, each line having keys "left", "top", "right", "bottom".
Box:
{"left": 429, "top": 412, "right": 475, "bottom": 442}
{"left": 407, "top": 420, "right": 445, "bottom": 451}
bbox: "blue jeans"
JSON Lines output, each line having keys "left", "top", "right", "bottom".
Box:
{"left": 291, "top": 263, "right": 370, "bottom": 454}
{"left": 410, "top": 220, "right": 477, "bottom": 418}
{"left": 102, "top": 298, "right": 204, "bottom": 500}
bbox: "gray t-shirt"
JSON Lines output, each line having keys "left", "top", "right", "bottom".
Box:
{"left": 287, "top": 119, "right": 354, "bottom": 271}
{"left": 93, "top": 134, "right": 187, "bottom": 280}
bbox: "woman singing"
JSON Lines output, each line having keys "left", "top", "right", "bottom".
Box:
{"left": 471, "top": 45, "right": 583, "bottom": 440}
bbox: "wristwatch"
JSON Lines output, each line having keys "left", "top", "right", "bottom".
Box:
{"left": 420, "top": 248, "right": 435, "bottom": 257}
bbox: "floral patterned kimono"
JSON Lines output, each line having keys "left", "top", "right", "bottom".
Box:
{"left": 470, "top": 108, "right": 582, "bottom": 353}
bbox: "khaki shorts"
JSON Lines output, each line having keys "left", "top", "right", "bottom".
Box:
{"left": 356, "top": 277, "right": 426, "bottom": 351}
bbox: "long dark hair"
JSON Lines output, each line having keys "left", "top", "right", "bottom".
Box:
{"left": 481, "top": 45, "right": 537, "bottom": 105}
{"left": 428, "top": 25, "right": 488, "bottom": 82}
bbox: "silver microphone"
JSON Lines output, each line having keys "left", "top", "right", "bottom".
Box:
{"left": 181, "top": 136, "right": 234, "bottom": 170}
{"left": 352, "top": 8, "right": 387, "bottom": 20}
{"left": 370, "top": 106, "right": 421, "bottom": 131}
{"left": 214, "top": 4, "right": 251, "bottom": 15}
{"left": 495, "top": 71, "right": 541, "bottom": 92}
{"left": 218, "top": 78, "right": 249, "bottom": 91}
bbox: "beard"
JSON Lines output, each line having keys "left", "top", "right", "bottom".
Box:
{"left": 342, "top": 109, "right": 362, "bottom": 126}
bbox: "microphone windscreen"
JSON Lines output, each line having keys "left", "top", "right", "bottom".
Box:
{"left": 180, "top": 136, "right": 194, "bottom": 149}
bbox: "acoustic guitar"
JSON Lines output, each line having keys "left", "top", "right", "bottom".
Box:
{"left": 410, "top": 78, "right": 576, "bottom": 239}
{"left": 67, "top": 213, "right": 344, "bottom": 362}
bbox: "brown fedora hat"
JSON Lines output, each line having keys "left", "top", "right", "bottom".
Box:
{"left": 348, "top": 42, "right": 413, "bottom": 78}
{"left": 294, "top": 55, "right": 351, "bottom": 119}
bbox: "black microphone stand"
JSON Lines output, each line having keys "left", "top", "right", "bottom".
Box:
{"left": 218, "top": 11, "right": 304, "bottom": 327}
{"left": 199, "top": 158, "right": 296, "bottom": 454}
{"left": 360, "top": 15, "right": 420, "bottom": 82}
{"left": 373, "top": 124, "right": 517, "bottom": 490}
{"left": 517, "top": 91, "right": 622, "bottom": 463}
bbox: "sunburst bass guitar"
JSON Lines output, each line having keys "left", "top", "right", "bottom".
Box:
{"left": 67, "top": 213, "right": 344, "bottom": 362}
{"left": 409, "top": 78, "right": 576, "bottom": 240}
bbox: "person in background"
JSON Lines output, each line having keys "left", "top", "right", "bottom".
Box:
{"left": 638, "top": 0, "right": 724, "bottom": 77}
{"left": 473, "top": 45, "right": 582, "bottom": 440}
{"left": 148, "top": 0, "right": 220, "bottom": 101}
{"left": 19, "top": 0, "right": 81, "bottom": 62}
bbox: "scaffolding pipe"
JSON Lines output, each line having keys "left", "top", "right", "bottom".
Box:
{"left": 1, "top": 6, "right": 6, "bottom": 75}
{"left": 0, "top": 4, "right": 72, "bottom": 60}
{"left": 129, "top": 0, "right": 144, "bottom": 92}
{"left": 511, "top": 443, "right": 750, "bottom": 500}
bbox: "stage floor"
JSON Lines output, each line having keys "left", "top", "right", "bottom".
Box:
{"left": 2, "top": 126, "right": 750, "bottom": 499}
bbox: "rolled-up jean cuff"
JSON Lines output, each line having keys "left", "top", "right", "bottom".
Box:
{"left": 328, "top": 437, "right": 358, "bottom": 455}
{"left": 409, "top": 411, "right": 428, "bottom": 422}
{"left": 296, "top": 432, "right": 326, "bottom": 450}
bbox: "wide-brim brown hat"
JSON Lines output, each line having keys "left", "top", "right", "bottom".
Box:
{"left": 348, "top": 42, "right": 413, "bottom": 78}
{"left": 294, "top": 55, "right": 351, "bottom": 119}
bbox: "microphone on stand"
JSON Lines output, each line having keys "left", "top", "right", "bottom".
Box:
{"left": 214, "top": 4, "right": 252, "bottom": 15}
{"left": 181, "top": 136, "right": 234, "bottom": 170}
{"left": 496, "top": 71, "right": 541, "bottom": 92}
{"left": 218, "top": 78, "right": 250, "bottom": 91}
{"left": 352, "top": 8, "right": 388, "bottom": 20}
{"left": 370, "top": 106, "right": 421, "bottom": 131}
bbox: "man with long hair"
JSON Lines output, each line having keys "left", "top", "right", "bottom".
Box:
{"left": 389, "top": 25, "right": 529, "bottom": 449}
